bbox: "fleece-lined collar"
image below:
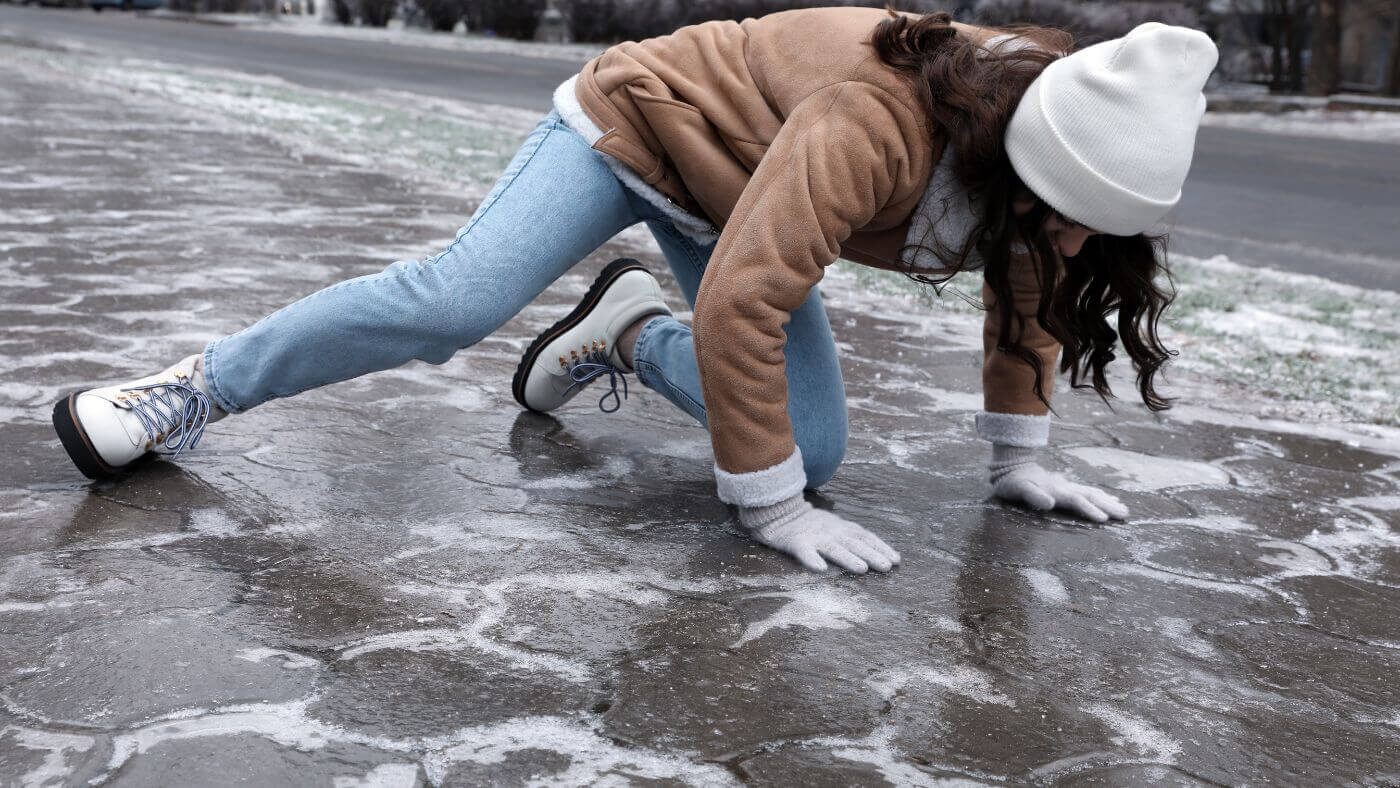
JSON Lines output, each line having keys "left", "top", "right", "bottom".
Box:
{"left": 900, "top": 149, "right": 985, "bottom": 272}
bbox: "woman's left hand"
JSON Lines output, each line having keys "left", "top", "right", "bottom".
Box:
{"left": 992, "top": 462, "right": 1129, "bottom": 523}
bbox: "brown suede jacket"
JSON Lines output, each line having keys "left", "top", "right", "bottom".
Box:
{"left": 571, "top": 6, "right": 1059, "bottom": 490}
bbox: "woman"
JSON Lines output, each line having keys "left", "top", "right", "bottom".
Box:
{"left": 51, "top": 7, "right": 1218, "bottom": 575}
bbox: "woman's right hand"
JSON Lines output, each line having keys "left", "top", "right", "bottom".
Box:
{"left": 738, "top": 494, "right": 901, "bottom": 574}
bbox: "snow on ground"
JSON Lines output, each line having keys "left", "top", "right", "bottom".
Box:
{"left": 156, "top": 10, "right": 605, "bottom": 62}
{"left": 7, "top": 42, "right": 1398, "bottom": 435}
{"left": 1201, "top": 109, "right": 1400, "bottom": 144}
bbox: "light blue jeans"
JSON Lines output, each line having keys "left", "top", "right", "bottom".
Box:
{"left": 203, "top": 110, "right": 848, "bottom": 486}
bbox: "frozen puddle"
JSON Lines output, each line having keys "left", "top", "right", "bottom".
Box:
{"left": 1020, "top": 567, "right": 1071, "bottom": 605}
{"left": 1064, "top": 447, "right": 1231, "bottom": 491}
{"left": 729, "top": 586, "right": 871, "bottom": 649}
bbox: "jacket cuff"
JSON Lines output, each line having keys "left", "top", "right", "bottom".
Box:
{"left": 975, "top": 411, "right": 1050, "bottom": 448}
{"left": 714, "top": 448, "right": 807, "bottom": 507}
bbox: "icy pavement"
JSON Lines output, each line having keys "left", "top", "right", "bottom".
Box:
{"left": 3, "top": 41, "right": 1400, "bottom": 787}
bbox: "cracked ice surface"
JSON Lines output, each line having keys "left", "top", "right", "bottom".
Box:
{"left": 2, "top": 40, "right": 1400, "bottom": 786}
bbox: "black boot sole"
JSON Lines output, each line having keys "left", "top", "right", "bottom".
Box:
{"left": 52, "top": 393, "right": 122, "bottom": 480}
{"left": 512, "top": 257, "right": 650, "bottom": 413}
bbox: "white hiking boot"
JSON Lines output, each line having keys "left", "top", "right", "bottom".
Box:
{"left": 52, "top": 353, "right": 226, "bottom": 479}
{"left": 512, "top": 258, "right": 671, "bottom": 413}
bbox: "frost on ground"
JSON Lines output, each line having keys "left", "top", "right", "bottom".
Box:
{"left": 837, "top": 252, "right": 1400, "bottom": 431}
{"left": 1201, "top": 109, "right": 1400, "bottom": 144}
{"left": 206, "top": 11, "right": 606, "bottom": 63}
{"left": 0, "top": 44, "right": 540, "bottom": 192}
{"left": 1164, "top": 255, "right": 1399, "bottom": 427}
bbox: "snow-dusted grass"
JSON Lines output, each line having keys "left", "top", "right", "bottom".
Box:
{"left": 838, "top": 256, "right": 1400, "bottom": 428}
{"left": 1165, "top": 254, "right": 1399, "bottom": 426}
{"left": 1201, "top": 109, "right": 1400, "bottom": 145}
{"left": 7, "top": 40, "right": 1396, "bottom": 430}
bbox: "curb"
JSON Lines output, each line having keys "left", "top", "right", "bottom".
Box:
{"left": 1207, "top": 91, "right": 1400, "bottom": 114}
{"left": 136, "top": 10, "right": 245, "bottom": 26}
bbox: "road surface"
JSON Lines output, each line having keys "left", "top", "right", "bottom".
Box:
{"left": 2, "top": 4, "right": 1397, "bottom": 290}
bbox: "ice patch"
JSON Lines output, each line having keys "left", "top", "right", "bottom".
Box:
{"left": 333, "top": 763, "right": 420, "bottom": 788}
{"left": 1064, "top": 447, "right": 1231, "bottom": 491}
{"left": 1172, "top": 515, "right": 1257, "bottom": 533}
{"left": 107, "top": 696, "right": 736, "bottom": 785}
{"left": 1301, "top": 512, "right": 1400, "bottom": 578}
{"left": 0, "top": 599, "right": 78, "bottom": 613}
{"left": 729, "top": 587, "right": 871, "bottom": 649}
{"left": 189, "top": 508, "right": 242, "bottom": 537}
{"left": 1156, "top": 616, "right": 1217, "bottom": 659}
{"left": 340, "top": 572, "right": 708, "bottom": 681}
{"left": 2, "top": 725, "right": 95, "bottom": 787}
{"left": 868, "top": 666, "right": 1013, "bottom": 707}
{"left": 922, "top": 387, "right": 982, "bottom": 412}
{"left": 1342, "top": 495, "right": 1400, "bottom": 512}
{"left": 392, "top": 514, "right": 565, "bottom": 560}
{"left": 522, "top": 476, "right": 597, "bottom": 490}
{"left": 1083, "top": 703, "right": 1182, "bottom": 762}
{"left": 928, "top": 615, "right": 962, "bottom": 632}
{"left": 236, "top": 647, "right": 322, "bottom": 670}
{"left": 1107, "top": 563, "right": 1268, "bottom": 599}
{"left": 339, "top": 628, "right": 478, "bottom": 663}
{"left": 420, "top": 716, "right": 735, "bottom": 786}
{"left": 1255, "top": 540, "right": 1332, "bottom": 576}
{"left": 106, "top": 698, "right": 331, "bottom": 773}
{"left": 807, "top": 725, "right": 964, "bottom": 788}
{"left": 1020, "top": 568, "right": 1070, "bottom": 604}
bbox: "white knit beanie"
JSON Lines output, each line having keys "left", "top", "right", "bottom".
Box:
{"left": 1004, "top": 22, "right": 1219, "bottom": 236}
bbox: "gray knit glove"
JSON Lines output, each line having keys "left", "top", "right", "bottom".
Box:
{"left": 738, "top": 494, "right": 901, "bottom": 574}
{"left": 989, "top": 445, "right": 1129, "bottom": 522}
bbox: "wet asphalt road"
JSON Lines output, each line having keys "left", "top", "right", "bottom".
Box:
{"left": 2, "top": 4, "right": 1399, "bottom": 291}
{"left": 3, "top": 32, "right": 1400, "bottom": 786}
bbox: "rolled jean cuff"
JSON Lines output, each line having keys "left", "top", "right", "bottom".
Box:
{"left": 714, "top": 447, "right": 807, "bottom": 507}
{"left": 975, "top": 411, "right": 1049, "bottom": 448}
{"left": 201, "top": 339, "right": 243, "bottom": 415}
{"left": 629, "top": 313, "right": 674, "bottom": 384}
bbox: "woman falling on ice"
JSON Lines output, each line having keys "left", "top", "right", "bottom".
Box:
{"left": 52, "top": 7, "right": 1218, "bottom": 574}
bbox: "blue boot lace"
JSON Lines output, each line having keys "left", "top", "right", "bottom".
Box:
{"left": 122, "top": 377, "right": 213, "bottom": 457}
{"left": 561, "top": 341, "right": 629, "bottom": 413}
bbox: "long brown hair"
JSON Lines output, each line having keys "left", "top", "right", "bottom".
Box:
{"left": 871, "top": 7, "right": 1176, "bottom": 411}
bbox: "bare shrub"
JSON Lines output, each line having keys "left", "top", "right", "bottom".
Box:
{"left": 470, "top": 0, "right": 548, "bottom": 38}
{"left": 416, "top": 0, "right": 468, "bottom": 31}
{"left": 674, "top": 0, "right": 881, "bottom": 27}
{"left": 568, "top": 0, "right": 675, "bottom": 42}
{"left": 356, "top": 0, "right": 395, "bottom": 25}
{"left": 974, "top": 0, "right": 1199, "bottom": 45}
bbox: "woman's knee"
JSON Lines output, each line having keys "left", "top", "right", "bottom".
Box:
{"left": 799, "top": 415, "right": 848, "bottom": 489}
